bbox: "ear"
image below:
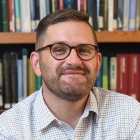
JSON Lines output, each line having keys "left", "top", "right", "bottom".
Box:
{"left": 30, "top": 51, "right": 42, "bottom": 76}
{"left": 97, "top": 52, "right": 102, "bottom": 71}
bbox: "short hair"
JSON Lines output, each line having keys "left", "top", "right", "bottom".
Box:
{"left": 35, "top": 9, "right": 98, "bottom": 50}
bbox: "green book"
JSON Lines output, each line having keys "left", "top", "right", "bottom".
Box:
{"left": 1, "top": 0, "right": 9, "bottom": 32}
{"left": 35, "top": 76, "right": 42, "bottom": 90}
{"left": 14, "top": 0, "right": 21, "bottom": 32}
{"left": 102, "top": 56, "right": 109, "bottom": 89}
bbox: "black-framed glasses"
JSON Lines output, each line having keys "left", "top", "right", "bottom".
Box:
{"left": 36, "top": 43, "right": 99, "bottom": 61}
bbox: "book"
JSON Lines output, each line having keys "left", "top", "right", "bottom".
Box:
{"left": 22, "top": 48, "right": 28, "bottom": 99}
{"left": 0, "top": 2, "right": 2, "bottom": 31}
{"left": 129, "top": 0, "right": 137, "bottom": 31}
{"left": 3, "top": 53, "right": 11, "bottom": 109}
{"left": 113, "top": 0, "right": 117, "bottom": 31}
{"left": 34, "top": 0, "right": 40, "bottom": 28}
{"left": 77, "top": 0, "right": 86, "bottom": 12}
{"left": 14, "top": 0, "right": 21, "bottom": 32}
{"left": 117, "top": 54, "right": 129, "bottom": 95}
{"left": 128, "top": 54, "right": 140, "bottom": 101}
{"left": 46, "top": 0, "right": 51, "bottom": 15}
{"left": 51, "top": 0, "right": 59, "bottom": 12}
{"left": 98, "top": 0, "right": 104, "bottom": 31}
{"left": 64, "top": 0, "right": 76, "bottom": 9}
{"left": 17, "top": 59, "right": 23, "bottom": 102}
{"left": 136, "top": 0, "right": 140, "bottom": 30}
{"left": 8, "top": 0, "right": 15, "bottom": 32}
{"left": 30, "top": 0, "right": 36, "bottom": 32}
{"left": 27, "top": 59, "right": 36, "bottom": 95}
{"left": 123, "top": 0, "right": 130, "bottom": 31}
{"left": 102, "top": 56, "right": 109, "bottom": 89}
{"left": 58, "top": 0, "right": 64, "bottom": 10}
{"left": 103, "top": 0, "right": 108, "bottom": 30}
{"left": 35, "top": 76, "right": 42, "bottom": 90}
{"left": 0, "top": 59, "right": 3, "bottom": 108}
{"left": 10, "top": 52, "right": 18, "bottom": 107}
{"left": 86, "top": 0, "right": 98, "bottom": 30}
{"left": 20, "top": 0, "right": 31, "bottom": 32}
{"left": 110, "top": 57, "right": 117, "bottom": 92}
{"left": 117, "top": 0, "right": 123, "bottom": 30}
{"left": 95, "top": 64, "right": 102, "bottom": 87}
{"left": 108, "top": 0, "right": 114, "bottom": 31}
{"left": 1, "top": 0, "right": 9, "bottom": 31}
{"left": 39, "top": 0, "right": 47, "bottom": 20}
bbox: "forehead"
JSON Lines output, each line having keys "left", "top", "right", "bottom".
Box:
{"left": 45, "top": 21, "right": 95, "bottom": 45}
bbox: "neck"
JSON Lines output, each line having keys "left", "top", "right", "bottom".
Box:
{"left": 43, "top": 88, "right": 89, "bottom": 128}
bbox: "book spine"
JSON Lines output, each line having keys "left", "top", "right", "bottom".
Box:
{"left": 64, "top": 0, "right": 76, "bottom": 9}
{"left": 108, "top": 0, "right": 114, "bottom": 31}
{"left": 135, "top": 0, "right": 140, "bottom": 30}
{"left": 34, "top": 0, "right": 40, "bottom": 28}
{"left": 30, "top": 0, "right": 36, "bottom": 32}
{"left": 117, "top": 0, "right": 123, "bottom": 30}
{"left": 129, "top": 0, "right": 137, "bottom": 31}
{"left": 0, "top": 59, "right": 3, "bottom": 108}
{"left": 3, "top": 53, "right": 11, "bottom": 109}
{"left": 103, "top": 0, "right": 108, "bottom": 30}
{"left": 51, "top": 0, "right": 59, "bottom": 12}
{"left": 14, "top": 0, "right": 21, "bottom": 32}
{"left": 17, "top": 59, "right": 23, "bottom": 102}
{"left": 35, "top": 76, "right": 42, "bottom": 90}
{"left": 86, "top": 0, "right": 98, "bottom": 30}
{"left": 95, "top": 65, "right": 102, "bottom": 87}
{"left": 39, "top": 0, "right": 47, "bottom": 20}
{"left": 128, "top": 54, "right": 140, "bottom": 101}
{"left": 1, "top": 0, "right": 9, "bottom": 32}
{"left": 8, "top": 0, "right": 15, "bottom": 32}
{"left": 22, "top": 48, "right": 28, "bottom": 99}
{"left": 117, "top": 54, "right": 129, "bottom": 95}
{"left": 10, "top": 52, "right": 18, "bottom": 107}
{"left": 113, "top": 0, "right": 117, "bottom": 31}
{"left": 110, "top": 57, "right": 117, "bottom": 91}
{"left": 58, "top": 0, "right": 64, "bottom": 10}
{"left": 20, "top": 0, "right": 31, "bottom": 32}
{"left": 123, "top": 0, "right": 130, "bottom": 31}
{"left": 98, "top": 0, "right": 104, "bottom": 31}
{"left": 46, "top": 0, "right": 51, "bottom": 15}
{"left": 102, "top": 56, "right": 109, "bottom": 89}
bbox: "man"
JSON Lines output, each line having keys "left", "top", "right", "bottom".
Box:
{"left": 0, "top": 9, "right": 140, "bottom": 140}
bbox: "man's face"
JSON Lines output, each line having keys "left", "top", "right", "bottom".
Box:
{"left": 39, "top": 21, "right": 101, "bottom": 101}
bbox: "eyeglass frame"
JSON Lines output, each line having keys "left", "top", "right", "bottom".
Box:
{"left": 36, "top": 43, "right": 99, "bottom": 61}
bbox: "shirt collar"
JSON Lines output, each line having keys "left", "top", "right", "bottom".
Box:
{"left": 81, "top": 90, "right": 98, "bottom": 122}
{"left": 34, "top": 87, "right": 57, "bottom": 130}
{"left": 34, "top": 87, "right": 99, "bottom": 130}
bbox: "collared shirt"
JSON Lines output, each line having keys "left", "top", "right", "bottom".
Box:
{"left": 0, "top": 87, "right": 140, "bottom": 140}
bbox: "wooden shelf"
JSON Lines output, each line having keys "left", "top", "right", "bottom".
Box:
{"left": 0, "top": 31, "right": 140, "bottom": 44}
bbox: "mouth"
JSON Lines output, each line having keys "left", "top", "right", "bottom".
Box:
{"left": 61, "top": 70, "right": 85, "bottom": 75}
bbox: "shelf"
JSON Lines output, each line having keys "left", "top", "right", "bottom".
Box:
{"left": 0, "top": 32, "right": 36, "bottom": 44}
{"left": 0, "top": 31, "right": 140, "bottom": 44}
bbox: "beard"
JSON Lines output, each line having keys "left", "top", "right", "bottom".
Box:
{"left": 40, "top": 60, "right": 97, "bottom": 102}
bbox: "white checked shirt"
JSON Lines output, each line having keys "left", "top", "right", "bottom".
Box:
{"left": 0, "top": 87, "right": 140, "bottom": 140}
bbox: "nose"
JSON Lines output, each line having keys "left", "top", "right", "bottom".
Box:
{"left": 65, "top": 48, "right": 82, "bottom": 65}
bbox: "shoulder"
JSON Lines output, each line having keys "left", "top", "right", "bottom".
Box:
{"left": 0, "top": 90, "right": 39, "bottom": 136}
{"left": 93, "top": 87, "right": 140, "bottom": 116}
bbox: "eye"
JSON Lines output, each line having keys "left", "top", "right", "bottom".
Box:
{"left": 78, "top": 48, "right": 91, "bottom": 55}
{"left": 52, "top": 44, "right": 68, "bottom": 55}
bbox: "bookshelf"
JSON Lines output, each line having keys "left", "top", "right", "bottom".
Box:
{"left": 0, "top": 31, "right": 140, "bottom": 44}
{"left": 0, "top": 31, "right": 140, "bottom": 112}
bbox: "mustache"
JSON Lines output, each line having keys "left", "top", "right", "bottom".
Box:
{"left": 58, "top": 65, "right": 88, "bottom": 75}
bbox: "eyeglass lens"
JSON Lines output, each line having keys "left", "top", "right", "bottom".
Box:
{"left": 50, "top": 43, "right": 96, "bottom": 60}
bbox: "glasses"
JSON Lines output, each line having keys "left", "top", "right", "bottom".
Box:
{"left": 36, "top": 43, "right": 99, "bottom": 61}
